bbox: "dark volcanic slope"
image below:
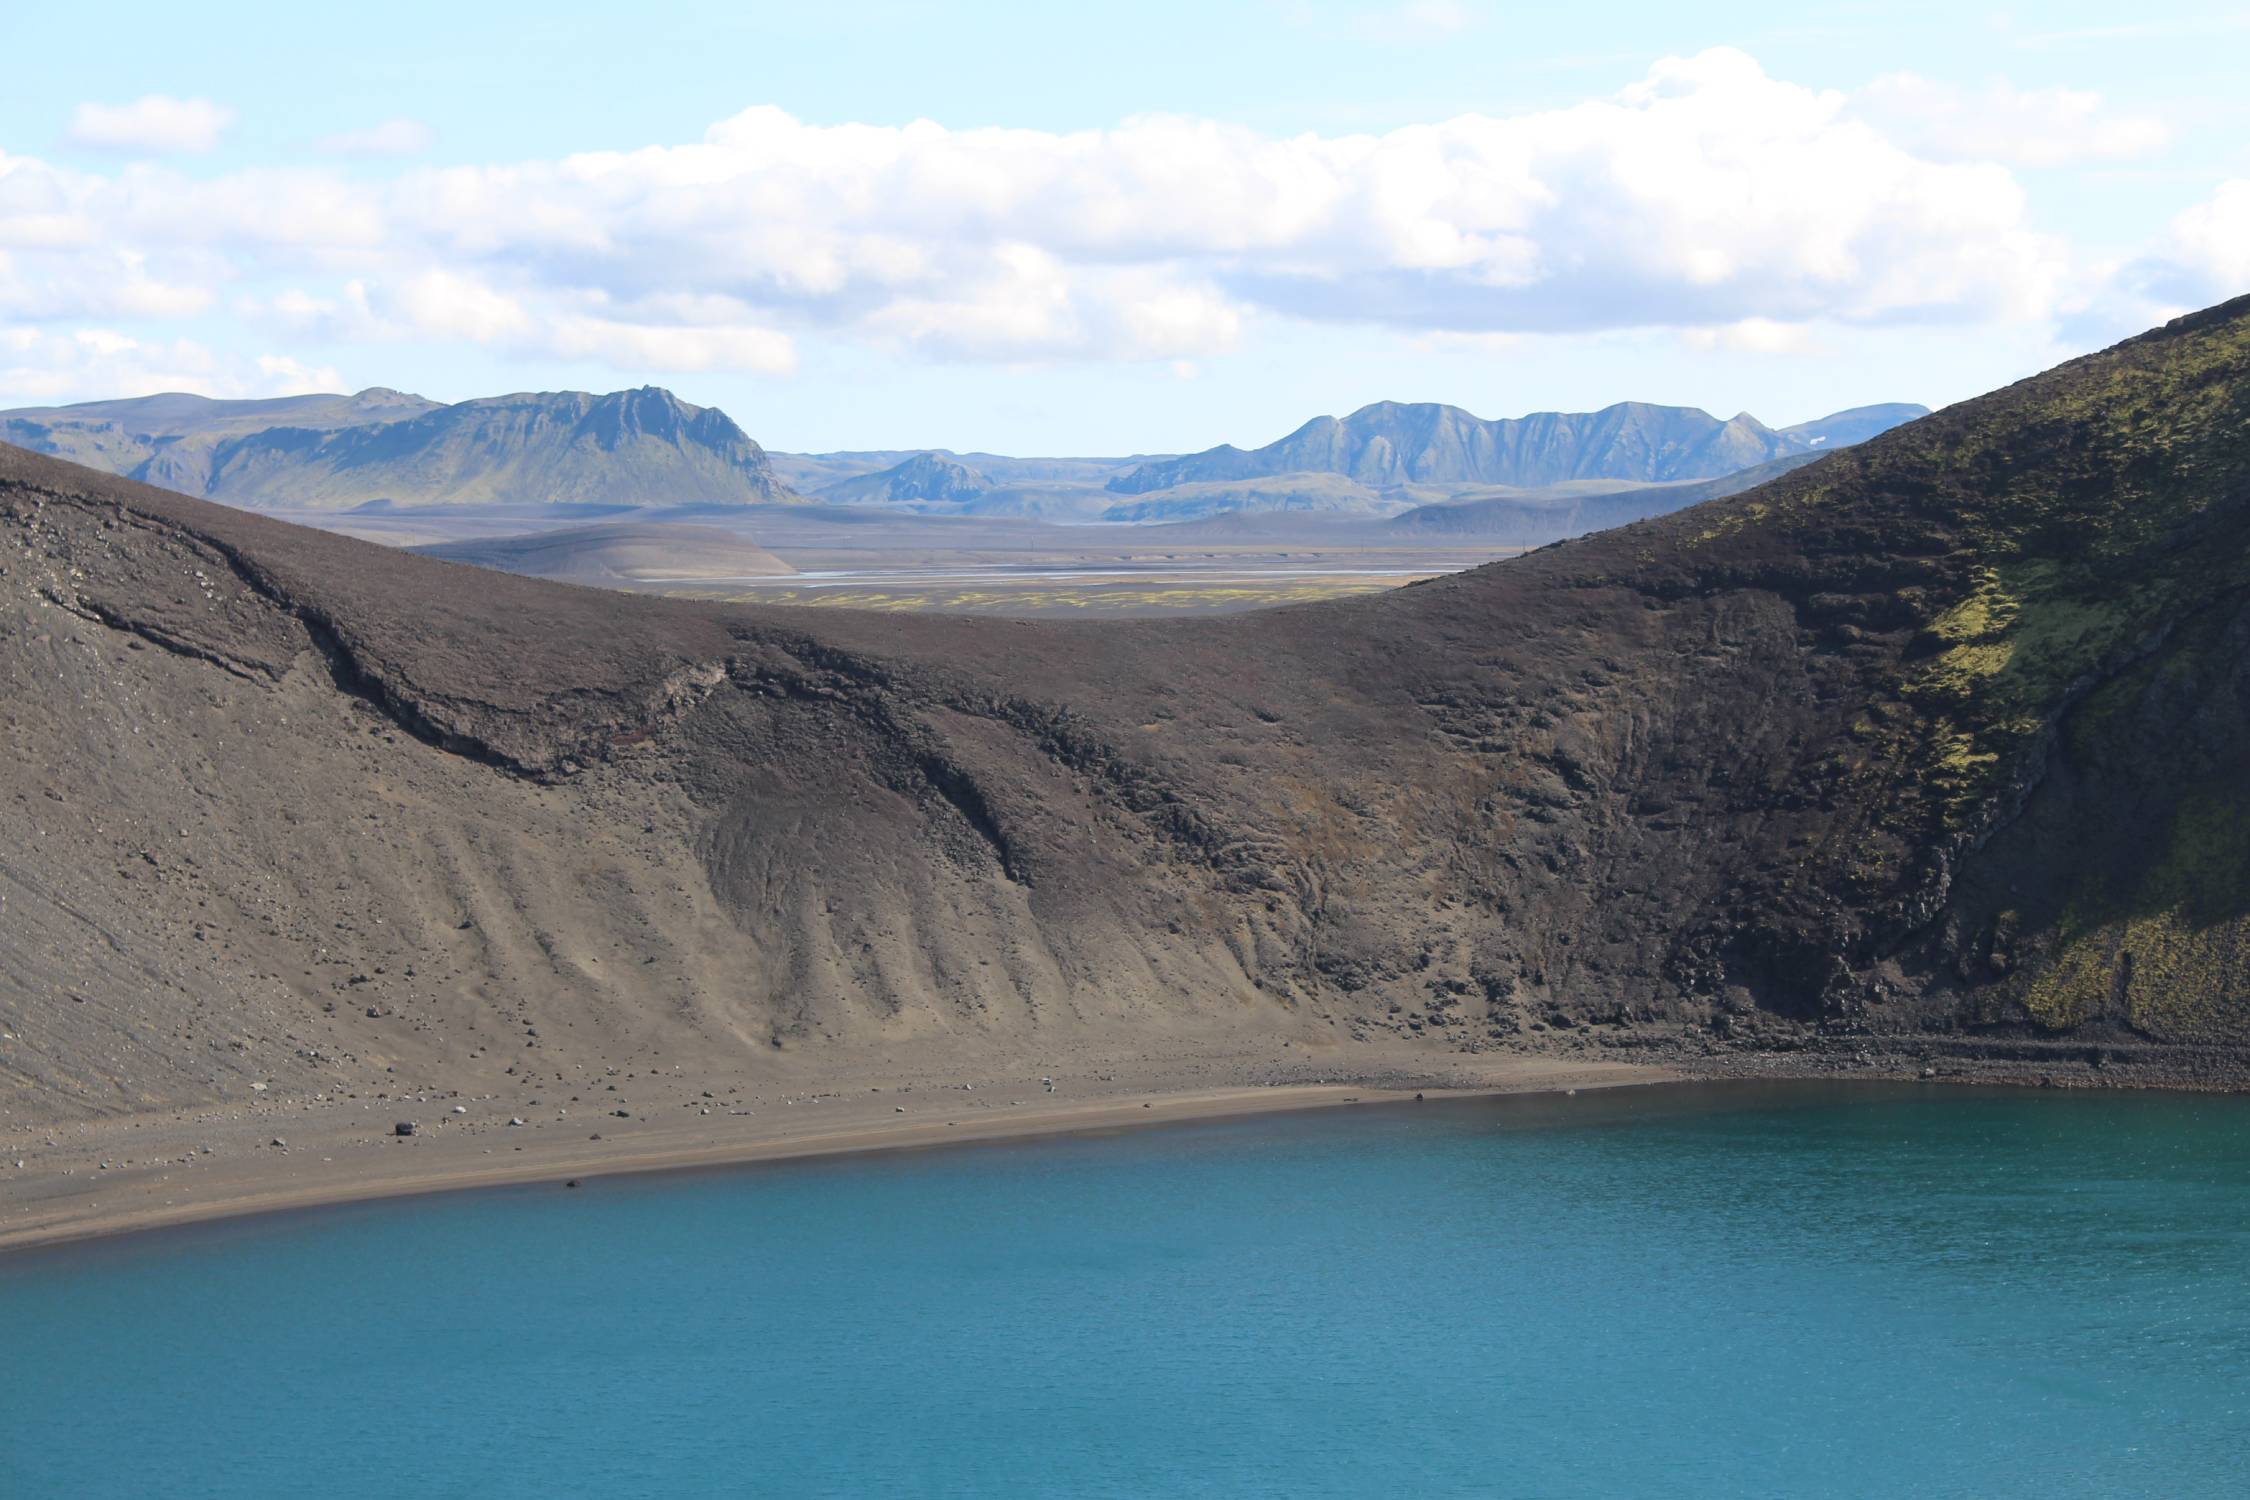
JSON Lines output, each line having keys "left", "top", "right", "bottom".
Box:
{"left": 5, "top": 302, "right": 2249, "bottom": 1121}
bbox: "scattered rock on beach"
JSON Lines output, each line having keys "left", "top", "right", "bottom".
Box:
{"left": 394, "top": 1121, "right": 416, "bottom": 1137}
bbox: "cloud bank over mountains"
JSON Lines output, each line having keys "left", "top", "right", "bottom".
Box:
{"left": 1, "top": 49, "right": 2240, "bottom": 401}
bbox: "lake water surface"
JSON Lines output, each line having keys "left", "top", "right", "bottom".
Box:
{"left": 4, "top": 1082, "right": 2247, "bottom": 1497}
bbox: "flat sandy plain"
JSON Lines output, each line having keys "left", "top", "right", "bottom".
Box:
{"left": 0, "top": 1045, "right": 1670, "bottom": 1254}
{"left": 270, "top": 501, "right": 1526, "bottom": 616}
{"left": 654, "top": 560, "right": 1476, "bottom": 616}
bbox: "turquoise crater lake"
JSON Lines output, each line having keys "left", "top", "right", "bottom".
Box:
{"left": 5, "top": 1083, "right": 2248, "bottom": 1497}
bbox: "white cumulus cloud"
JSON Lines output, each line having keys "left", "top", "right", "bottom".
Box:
{"left": 0, "top": 49, "right": 2232, "bottom": 402}
{"left": 239, "top": 271, "right": 800, "bottom": 377}
{"left": 1852, "top": 74, "right": 2168, "bottom": 168}
{"left": 546, "top": 316, "right": 797, "bottom": 375}
{"left": 0, "top": 326, "right": 336, "bottom": 402}
{"left": 320, "top": 49, "right": 2070, "bottom": 353}
{"left": 2165, "top": 179, "right": 2250, "bottom": 293}
{"left": 65, "top": 96, "right": 235, "bottom": 155}
{"left": 0, "top": 244, "right": 214, "bottom": 321}
{"left": 1680, "top": 318, "right": 1830, "bottom": 356}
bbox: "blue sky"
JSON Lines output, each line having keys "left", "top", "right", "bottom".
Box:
{"left": 2, "top": 1, "right": 2246, "bottom": 453}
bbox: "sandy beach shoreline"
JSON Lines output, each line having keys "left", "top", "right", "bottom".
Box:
{"left": 0, "top": 1051, "right": 1676, "bottom": 1258}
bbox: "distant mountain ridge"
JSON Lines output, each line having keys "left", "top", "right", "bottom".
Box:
{"left": 0, "top": 386, "right": 797, "bottom": 510}
{"left": 1108, "top": 400, "right": 1929, "bottom": 495}
{"left": 1383, "top": 452, "right": 1827, "bottom": 541}
{"left": 3, "top": 386, "right": 1922, "bottom": 525}
{"left": 1779, "top": 403, "right": 1928, "bottom": 449}
{"left": 769, "top": 449, "right": 1154, "bottom": 492}
{"left": 815, "top": 451, "right": 994, "bottom": 506}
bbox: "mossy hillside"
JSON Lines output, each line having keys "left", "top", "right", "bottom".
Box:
{"left": 1908, "top": 313, "right": 2237, "bottom": 794}
{"left": 1646, "top": 299, "right": 2250, "bottom": 1021}
{"left": 1885, "top": 312, "right": 2250, "bottom": 814}
{"left": 1897, "top": 317, "right": 2250, "bottom": 1031}
{"left": 1679, "top": 302, "right": 2250, "bottom": 826}
{"left": 1987, "top": 583, "right": 2250, "bottom": 1036}
{"left": 1903, "top": 558, "right": 2191, "bottom": 818}
{"left": 2021, "top": 782, "right": 2250, "bottom": 1038}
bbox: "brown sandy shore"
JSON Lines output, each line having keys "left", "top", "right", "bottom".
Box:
{"left": 0, "top": 1045, "right": 1674, "bottom": 1257}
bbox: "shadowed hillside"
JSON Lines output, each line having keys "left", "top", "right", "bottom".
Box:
{"left": 4, "top": 300, "right": 2248, "bottom": 1125}
{"left": 1, "top": 389, "right": 439, "bottom": 496}
{"left": 814, "top": 452, "right": 994, "bottom": 506}
{"left": 1381, "top": 454, "right": 1826, "bottom": 541}
{"left": 415, "top": 523, "right": 795, "bottom": 583}
{"left": 1, "top": 386, "right": 797, "bottom": 510}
